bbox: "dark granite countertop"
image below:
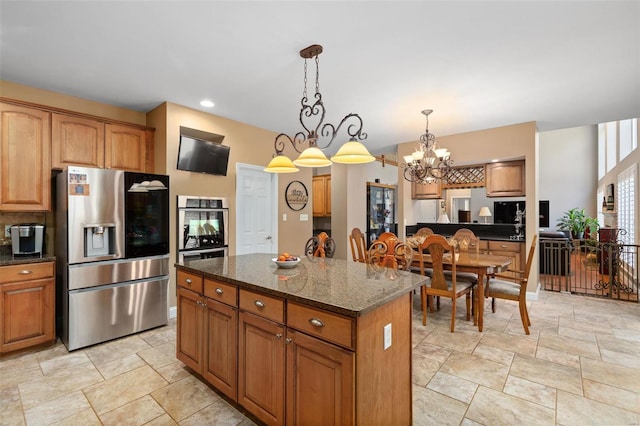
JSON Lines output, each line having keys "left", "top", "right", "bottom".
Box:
{"left": 0, "top": 254, "right": 56, "bottom": 267}
{"left": 176, "top": 253, "right": 427, "bottom": 318}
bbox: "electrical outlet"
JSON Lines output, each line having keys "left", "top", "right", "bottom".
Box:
{"left": 4, "top": 225, "right": 11, "bottom": 238}
{"left": 383, "top": 323, "right": 392, "bottom": 350}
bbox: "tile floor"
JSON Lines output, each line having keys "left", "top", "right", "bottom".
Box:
{"left": 1, "top": 289, "right": 639, "bottom": 425}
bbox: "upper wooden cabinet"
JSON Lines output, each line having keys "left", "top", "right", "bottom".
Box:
{"left": 0, "top": 103, "right": 51, "bottom": 211}
{"left": 105, "top": 124, "right": 148, "bottom": 172}
{"left": 411, "top": 180, "right": 442, "bottom": 199}
{"left": 312, "top": 174, "right": 331, "bottom": 217}
{"left": 52, "top": 113, "right": 105, "bottom": 169}
{"left": 485, "top": 160, "right": 525, "bottom": 197}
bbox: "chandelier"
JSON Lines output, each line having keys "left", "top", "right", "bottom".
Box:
{"left": 401, "top": 109, "right": 453, "bottom": 183}
{"left": 264, "top": 44, "right": 375, "bottom": 173}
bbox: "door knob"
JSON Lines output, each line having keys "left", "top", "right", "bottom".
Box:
{"left": 266, "top": 235, "right": 272, "bottom": 240}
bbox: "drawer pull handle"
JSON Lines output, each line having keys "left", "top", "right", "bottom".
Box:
{"left": 275, "top": 333, "right": 282, "bottom": 339}
{"left": 185, "top": 278, "right": 192, "bottom": 285}
{"left": 215, "top": 288, "right": 223, "bottom": 295}
{"left": 501, "top": 245, "right": 507, "bottom": 248}
{"left": 19, "top": 270, "right": 33, "bottom": 275}
{"left": 309, "top": 318, "right": 325, "bottom": 328}
{"left": 254, "top": 300, "right": 265, "bottom": 308}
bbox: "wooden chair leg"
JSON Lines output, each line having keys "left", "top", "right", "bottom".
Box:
{"left": 465, "top": 292, "right": 471, "bottom": 321}
{"left": 420, "top": 285, "right": 427, "bottom": 326}
{"left": 450, "top": 298, "right": 456, "bottom": 332}
{"left": 491, "top": 297, "right": 496, "bottom": 313}
{"left": 519, "top": 302, "right": 530, "bottom": 335}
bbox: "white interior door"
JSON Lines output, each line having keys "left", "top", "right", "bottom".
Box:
{"left": 236, "top": 163, "right": 277, "bottom": 254}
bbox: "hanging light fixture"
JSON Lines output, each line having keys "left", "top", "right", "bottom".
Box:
{"left": 264, "top": 44, "right": 375, "bottom": 173}
{"left": 401, "top": 109, "right": 453, "bottom": 183}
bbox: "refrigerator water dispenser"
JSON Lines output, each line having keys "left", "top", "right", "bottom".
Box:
{"left": 84, "top": 224, "right": 116, "bottom": 257}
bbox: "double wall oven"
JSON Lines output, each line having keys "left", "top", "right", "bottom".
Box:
{"left": 177, "top": 195, "right": 229, "bottom": 262}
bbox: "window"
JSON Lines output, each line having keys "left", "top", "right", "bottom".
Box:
{"left": 619, "top": 118, "right": 638, "bottom": 160}
{"left": 606, "top": 121, "right": 617, "bottom": 173}
{"left": 617, "top": 163, "right": 636, "bottom": 247}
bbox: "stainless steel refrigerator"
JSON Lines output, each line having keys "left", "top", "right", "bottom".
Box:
{"left": 56, "top": 166, "right": 170, "bottom": 350}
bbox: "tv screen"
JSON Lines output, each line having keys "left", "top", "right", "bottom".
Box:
{"left": 493, "top": 200, "right": 550, "bottom": 227}
{"left": 177, "top": 136, "right": 229, "bottom": 176}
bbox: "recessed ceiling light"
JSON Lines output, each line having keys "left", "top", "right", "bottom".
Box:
{"left": 200, "top": 100, "right": 214, "bottom": 108}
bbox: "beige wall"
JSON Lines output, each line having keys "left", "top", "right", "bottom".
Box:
{"left": 397, "top": 121, "right": 540, "bottom": 294}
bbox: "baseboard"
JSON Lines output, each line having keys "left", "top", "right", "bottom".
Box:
{"left": 169, "top": 306, "right": 177, "bottom": 319}
{"left": 526, "top": 283, "right": 541, "bottom": 301}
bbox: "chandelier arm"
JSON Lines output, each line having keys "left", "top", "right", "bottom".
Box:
{"left": 316, "top": 112, "right": 367, "bottom": 150}
{"left": 274, "top": 132, "right": 310, "bottom": 156}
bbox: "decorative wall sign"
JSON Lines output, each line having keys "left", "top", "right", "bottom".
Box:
{"left": 285, "top": 181, "right": 309, "bottom": 211}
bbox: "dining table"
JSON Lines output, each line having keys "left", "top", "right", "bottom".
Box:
{"left": 413, "top": 250, "right": 513, "bottom": 332}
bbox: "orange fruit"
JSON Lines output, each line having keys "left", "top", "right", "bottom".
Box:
{"left": 278, "top": 255, "right": 286, "bottom": 261}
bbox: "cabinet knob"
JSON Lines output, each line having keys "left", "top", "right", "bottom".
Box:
{"left": 19, "top": 269, "right": 33, "bottom": 275}
{"left": 254, "top": 300, "right": 265, "bottom": 308}
{"left": 215, "top": 288, "right": 223, "bottom": 295}
{"left": 275, "top": 333, "right": 282, "bottom": 339}
{"left": 309, "top": 318, "right": 325, "bottom": 328}
{"left": 185, "top": 278, "right": 192, "bottom": 285}
{"left": 285, "top": 338, "right": 292, "bottom": 344}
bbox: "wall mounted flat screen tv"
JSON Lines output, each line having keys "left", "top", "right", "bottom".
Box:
{"left": 177, "top": 132, "right": 229, "bottom": 176}
{"left": 493, "top": 200, "right": 550, "bottom": 228}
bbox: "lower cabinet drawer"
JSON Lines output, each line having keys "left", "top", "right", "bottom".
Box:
{"left": 176, "top": 270, "right": 203, "bottom": 293}
{"left": 287, "top": 302, "right": 355, "bottom": 350}
{"left": 0, "top": 262, "right": 54, "bottom": 284}
{"left": 204, "top": 278, "right": 237, "bottom": 307}
{"left": 239, "top": 289, "right": 284, "bottom": 324}
{"left": 489, "top": 240, "right": 521, "bottom": 253}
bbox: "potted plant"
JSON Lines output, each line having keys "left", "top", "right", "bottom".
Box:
{"left": 556, "top": 208, "right": 599, "bottom": 239}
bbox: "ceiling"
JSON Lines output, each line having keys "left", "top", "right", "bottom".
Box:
{"left": 1, "top": 1, "right": 639, "bottom": 156}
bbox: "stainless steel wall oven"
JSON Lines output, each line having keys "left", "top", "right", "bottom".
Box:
{"left": 177, "top": 195, "right": 229, "bottom": 262}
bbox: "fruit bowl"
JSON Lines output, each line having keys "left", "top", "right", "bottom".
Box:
{"left": 273, "top": 256, "right": 300, "bottom": 269}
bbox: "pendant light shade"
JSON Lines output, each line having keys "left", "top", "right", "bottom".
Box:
{"left": 331, "top": 140, "right": 376, "bottom": 164}
{"left": 293, "top": 147, "right": 332, "bottom": 167}
{"left": 264, "top": 155, "right": 300, "bottom": 173}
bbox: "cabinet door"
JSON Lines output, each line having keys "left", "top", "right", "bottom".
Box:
{"left": 312, "top": 176, "right": 326, "bottom": 217}
{"left": 51, "top": 113, "right": 105, "bottom": 169}
{"left": 176, "top": 287, "right": 204, "bottom": 373}
{"left": 325, "top": 176, "right": 331, "bottom": 216}
{"left": 285, "top": 328, "right": 354, "bottom": 426}
{"left": 485, "top": 160, "right": 525, "bottom": 197}
{"left": 0, "top": 278, "right": 55, "bottom": 353}
{"left": 238, "top": 311, "right": 285, "bottom": 426}
{"left": 105, "top": 123, "right": 147, "bottom": 172}
{"left": 203, "top": 298, "right": 238, "bottom": 401}
{"left": 411, "top": 180, "right": 441, "bottom": 199}
{"left": 0, "top": 103, "right": 51, "bottom": 211}
{"left": 489, "top": 241, "right": 522, "bottom": 278}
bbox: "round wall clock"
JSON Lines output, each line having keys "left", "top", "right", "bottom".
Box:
{"left": 285, "top": 180, "right": 308, "bottom": 211}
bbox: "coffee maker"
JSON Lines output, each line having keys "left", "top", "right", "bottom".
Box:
{"left": 10, "top": 224, "right": 45, "bottom": 257}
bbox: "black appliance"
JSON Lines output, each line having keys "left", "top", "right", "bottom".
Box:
{"left": 177, "top": 195, "right": 229, "bottom": 262}
{"left": 124, "top": 172, "right": 170, "bottom": 258}
{"left": 366, "top": 183, "right": 397, "bottom": 247}
{"left": 493, "top": 200, "right": 550, "bottom": 228}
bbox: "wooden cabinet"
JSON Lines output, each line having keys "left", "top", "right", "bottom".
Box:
{"left": 105, "top": 123, "right": 149, "bottom": 172}
{"left": 485, "top": 160, "right": 525, "bottom": 197}
{"left": 286, "top": 328, "right": 354, "bottom": 425}
{"left": 51, "top": 113, "right": 105, "bottom": 169}
{"left": 176, "top": 265, "right": 413, "bottom": 425}
{"left": 0, "top": 103, "right": 51, "bottom": 211}
{"left": 0, "top": 261, "right": 55, "bottom": 353}
{"left": 411, "top": 180, "right": 442, "bottom": 199}
{"left": 312, "top": 174, "right": 331, "bottom": 216}
{"left": 176, "top": 271, "right": 238, "bottom": 401}
{"left": 488, "top": 240, "right": 523, "bottom": 278}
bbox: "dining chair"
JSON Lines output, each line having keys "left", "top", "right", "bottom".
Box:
{"left": 304, "top": 231, "right": 336, "bottom": 258}
{"left": 349, "top": 227, "right": 368, "bottom": 263}
{"left": 368, "top": 234, "right": 413, "bottom": 271}
{"left": 448, "top": 228, "right": 481, "bottom": 285}
{"left": 484, "top": 235, "right": 538, "bottom": 335}
{"left": 417, "top": 234, "right": 475, "bottom": 331}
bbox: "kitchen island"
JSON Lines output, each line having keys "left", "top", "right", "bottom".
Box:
{"left": 175, "top": 253, "right": 427, "bottom": 426}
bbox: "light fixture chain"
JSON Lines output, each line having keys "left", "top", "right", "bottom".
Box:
{"left": 303, "top": 58, "right": 308, "bottom": 100}
{"left": 315, "top": 54, "right": 320, "bottom": 95}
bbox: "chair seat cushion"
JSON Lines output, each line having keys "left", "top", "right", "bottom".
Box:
{"left": 426, "top": 279, "right": 475, "bottom": 292}
{"left": 485, "top": 279, "right": 520, "bottom": 297}
{"left": 414, "top": 268, "right": 477, "bottom": 284}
